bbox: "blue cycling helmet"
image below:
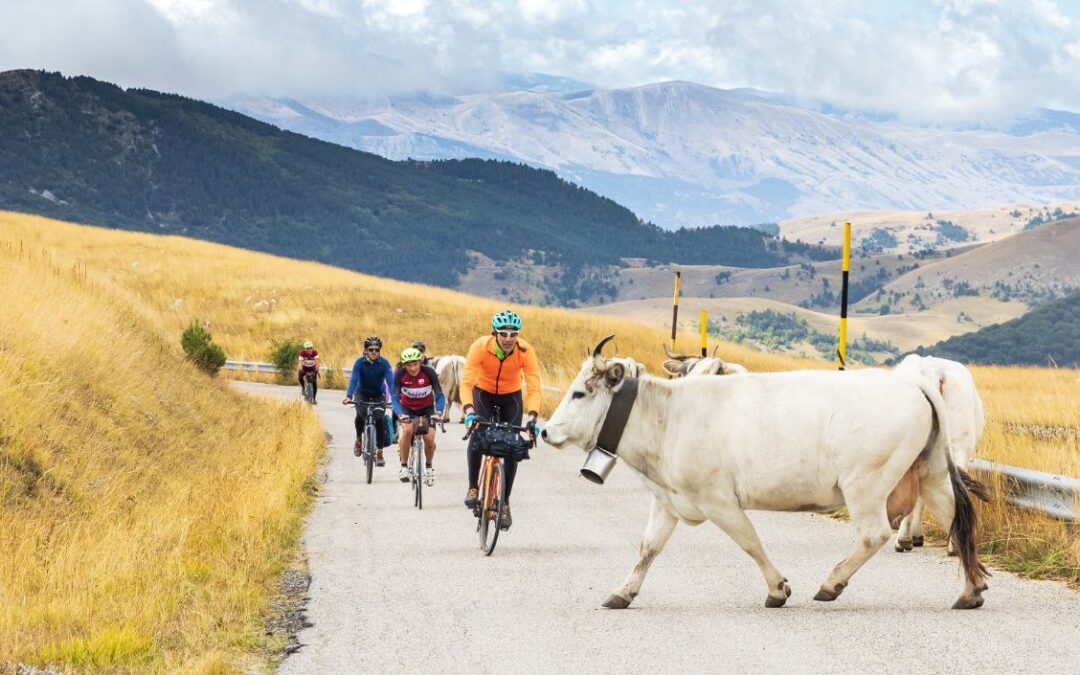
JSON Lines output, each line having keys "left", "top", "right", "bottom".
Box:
{"left": 491, "top": 310, "right": 522, "bottom": 331}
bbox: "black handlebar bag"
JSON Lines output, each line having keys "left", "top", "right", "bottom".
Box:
{"left": 474, "top": 427, "right": 531, "bottom": 461}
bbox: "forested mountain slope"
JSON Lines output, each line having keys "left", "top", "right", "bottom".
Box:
{"left": 0, "top": 70, "right": 833, "bottom": 302}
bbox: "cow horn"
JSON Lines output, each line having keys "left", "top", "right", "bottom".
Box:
{"left": 712, "top": 345, "right": 720, "bottom": 358}
{"left": 592, "top": 335, "right": 615, "bottom": 369}
{"left": 663, "top": 343, "right": 688, "bottom": 361}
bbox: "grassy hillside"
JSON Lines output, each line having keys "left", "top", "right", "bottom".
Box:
{"left": 0, "top": 70, "right": 834, "bottom": 305}
{"left": 0, "top": 212, "right": 818, "bottom": 403}
{"left": 780, "top": 201, "right": 1080, "bottom": 254}
{"left": 0, "top": 231, "right": 324, "bottom": 671}
{"left": 586, "top": 295, "right": 1026, "bottom": 356}
{"left": 869, "top": 216, "right": 1080, "bottom": 311}
{"left": 604, "top": 246, "right": 963, "bottom": 310}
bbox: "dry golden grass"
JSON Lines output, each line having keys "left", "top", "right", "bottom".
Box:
{"left": 964, "top": 366, "right": 1080, "bottom": 584}
{"left": 0, "top": 229, "right": 324, "bottom": 671}
{"left": 0, "top": 212, "right": 820, "bottom": 408}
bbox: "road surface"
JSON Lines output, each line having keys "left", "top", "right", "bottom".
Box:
{"left": 236, "top": 382, "right": 1080, "bottom": 674}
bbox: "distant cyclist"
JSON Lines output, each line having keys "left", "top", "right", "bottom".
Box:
{"left": 343, "top": 336, "right": 394, "bottom": 466}
{"left": 393, "top": 348, "right": 445, "bottom": 486}
{"left": 461, "top": 310, "right": 542, "bottom": 530}
{"left": 297, "top": 340, "right": 320, "bottom": 404}
{"left": 411, "top": 339, "right": 432, "bottom": 366}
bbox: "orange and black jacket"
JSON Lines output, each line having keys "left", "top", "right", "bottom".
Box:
{"left": 461, "top": 335, "right": 543, "bottom": 414}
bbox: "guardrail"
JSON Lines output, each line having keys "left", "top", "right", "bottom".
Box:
{"left": 969, "top": 458, "right": 1078, "bottom": 522}
{"left": 223, "top": 360, "right": 563, "bottom": 393}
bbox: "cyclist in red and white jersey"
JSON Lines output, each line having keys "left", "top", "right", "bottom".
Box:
{"left": 298, "top": 340, "right": 320, "bottom": 404}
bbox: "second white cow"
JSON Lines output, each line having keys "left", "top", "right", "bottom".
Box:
{"left": 894, "top": 354, "right": 986, "bottom": 554}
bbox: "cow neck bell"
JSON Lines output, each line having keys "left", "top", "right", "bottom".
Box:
{"left": 580, "top": 446, "right": 617, "bottom": 484}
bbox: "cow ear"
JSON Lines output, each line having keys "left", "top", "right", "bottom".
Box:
{"left": 604, "top": 362, "right": 625, "bottom": 387}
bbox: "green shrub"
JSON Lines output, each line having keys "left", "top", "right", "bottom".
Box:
{"left": 269, "top": 339, "right": 300, "bottom": 383}
{"left": 180, "top": 321, "right": 227, "bottom": 375}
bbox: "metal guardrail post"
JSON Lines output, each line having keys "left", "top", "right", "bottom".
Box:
{"left": 969, "top": 458, "right": 1078, "bottom": 523}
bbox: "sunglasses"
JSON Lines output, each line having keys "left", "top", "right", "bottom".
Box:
{"left": 366, "top": 347, "right": 381, "bottom": 353}
{"left": 496, "top": 330, "right": 519, "bottom": 339}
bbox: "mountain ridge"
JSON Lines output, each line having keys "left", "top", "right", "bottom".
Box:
{"left": 228, "top": 80, "right": 1080, "bottom": 229}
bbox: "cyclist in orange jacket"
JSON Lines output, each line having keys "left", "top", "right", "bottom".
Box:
{"left": 461, "top": 310, "right": 542, "bottom": 530}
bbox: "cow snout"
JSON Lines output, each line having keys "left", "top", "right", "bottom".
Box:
{"left": 540, "top": 428, "right": 548, "bottom": 441}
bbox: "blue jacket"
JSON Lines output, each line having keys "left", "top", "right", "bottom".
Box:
{"left": 346, "top": 355, "right": 394, "bottom": 399}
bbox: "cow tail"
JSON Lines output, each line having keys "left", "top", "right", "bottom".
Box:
{"left": 917, "top": 380, "right": 990, "bottom": 585}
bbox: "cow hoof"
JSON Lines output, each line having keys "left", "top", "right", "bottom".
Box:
{"left": 947, "top": 548, "right": 959, "bottom": 557}
{"left": 952, "top": 595, "right": 984, "bottom": 610}
{"left": 765, "top": 594, "right": 787, "bottom": 608}
{"left": 895, "top": 538, "right": 913, "bottom": 552}
{"left": 813, "top": 582, "right": 846, "bottom": 602}
{"left": 602, "top": 594, "right": 632, "bottom": 609}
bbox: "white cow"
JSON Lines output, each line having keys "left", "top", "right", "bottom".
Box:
{"left": 608, "top": 357, "right": 648, "bottom": 378}
{"left": 894, "top": 354, "right": 986, "bottom": 554}
{"left": 542, "top": 336, "right": 990, "bottom": 610}
{"left": 430, "top": 355, "right": 467, "bottom": 421}
{"left": 663, "top": 345, "right": 747, "bottom": 378}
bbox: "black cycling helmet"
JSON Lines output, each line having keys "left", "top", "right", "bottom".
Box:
{"left": 364, "top": 336, "right": 382, "bottom": 349}
{"left": 412, "top": 339, "right": 426, "bottom": 352}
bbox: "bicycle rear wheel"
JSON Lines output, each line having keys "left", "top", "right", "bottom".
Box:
{"left": 364, "top": 424, "right": 375, "bottom": 485}
{"left": 479, "top": 458, "right": 504, "bottom": 555}
{"left": 303, "top": 378, "right": 313, "bottom": 403}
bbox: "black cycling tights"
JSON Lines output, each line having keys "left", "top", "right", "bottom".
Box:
{"left": 467, "top": 388, "right": 523, "bottom": 502}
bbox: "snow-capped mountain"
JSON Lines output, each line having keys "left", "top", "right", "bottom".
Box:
{"left": 226, "top": 80, "right": 1080, "bottom": 229}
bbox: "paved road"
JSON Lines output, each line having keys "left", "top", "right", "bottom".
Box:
{"left": 237, "top": 382, "right": 1080, "bottom": 674}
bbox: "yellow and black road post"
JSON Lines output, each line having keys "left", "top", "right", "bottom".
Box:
{"left": 837, "top": 221, "right": 851, "bottom": 370}
{"left": 670, "top": 271, "right": 681, "bottom": 349}
{"left": 700, "top": 308, "right": 708, "bottom": 357}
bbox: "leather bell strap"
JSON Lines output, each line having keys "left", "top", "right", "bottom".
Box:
{"left": 594, "top": 378, "right": 640, "bottom": 456}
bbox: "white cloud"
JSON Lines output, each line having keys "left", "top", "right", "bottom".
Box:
{"left": 1, "top": 0, "right": 1077, "bottom": 120}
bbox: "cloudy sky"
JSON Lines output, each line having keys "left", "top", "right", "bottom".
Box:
{"left": 3, "top": 0, "right": 1079, "bottom": 122}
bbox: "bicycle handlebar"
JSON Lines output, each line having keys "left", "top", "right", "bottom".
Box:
{"left": 462, "top": 418, "right": 536, "bottom": 445}
{"left": 344, "top": 399, "right": 389, "bottom": 408}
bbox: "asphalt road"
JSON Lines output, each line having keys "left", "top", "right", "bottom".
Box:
{"left": 236, "top": 382, "right": 1080, "bottom": 674}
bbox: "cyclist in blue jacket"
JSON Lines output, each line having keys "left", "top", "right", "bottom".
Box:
{"left": 343, "top": 336, "right": 395, "bottom": 464}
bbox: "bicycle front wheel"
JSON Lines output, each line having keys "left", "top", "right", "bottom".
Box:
{"left": 479, "top": 459, "right": 504, "bottom": 556}
{"left": 413, "top": 440, "right": 423, "bottom": 510}
{"left": 365, "top": 425, "right": 375, "bottom": 485}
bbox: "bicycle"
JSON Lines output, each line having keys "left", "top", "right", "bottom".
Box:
{"left": 347, "top": 400, "right": 387, "bottom": 484}
{"left": 463, "top": 409, "right": 534, "bottom": 555}
{"left": 405, "top": 415, "right": 446, "bottom": 510}
{"left": 300, "top": 360, "right": 318, "bottom": 404}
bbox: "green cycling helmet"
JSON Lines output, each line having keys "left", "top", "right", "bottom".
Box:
{"left": 303, "top": 340, "right": 314, "bottom": 349}
{"left": 400, "top": 347, "right": 423, "bottom": 364}
{"left": 491, "top": 310, "right": 522, "bottom": 331}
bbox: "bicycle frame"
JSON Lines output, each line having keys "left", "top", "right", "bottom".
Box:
{"left": 348, "top": 400, "right": 386, "bottom": 484}
{"left": 464, "top": 407, "right": 532, "bottom": 554}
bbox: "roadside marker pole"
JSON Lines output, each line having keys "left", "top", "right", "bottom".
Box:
{"left": 700, "top": 309, "right": 708, "bottom": 357}
{"left": 670, "top": 271, "right": 681, "bottom": 349}
{"left": 837, "top": 221, "right": 851, "bottom": 370}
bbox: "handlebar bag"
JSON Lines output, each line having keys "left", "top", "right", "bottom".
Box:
{"left": 475, "top": 427, "right": 531, "bottom": 461}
